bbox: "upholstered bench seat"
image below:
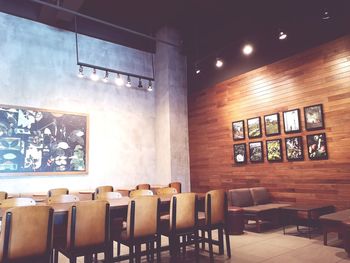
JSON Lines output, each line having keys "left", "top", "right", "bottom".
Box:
{"left": 243, "top": 203, "right": 290, "bottom": 213}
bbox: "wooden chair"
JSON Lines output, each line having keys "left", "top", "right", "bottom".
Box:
{"left": 198, "top": 189, "right": 231, "bottom": 262}
{"left": 112, "top": 196, "right": 161, "bottom": 263}
{"left": 129, "top": 189, "right": 153, "bottom": 198}
{"left": 0, "top": 191, "right": 8, "bottom": 200}
{"left": 160, "top": 193, "right": 199, "bottom": 262}
{"left": 95, "top": 191, "right": 122, "bottom": 200}
{"left": 135, "top": 184, "right": 151, "bottom": 190}
{"left": 94, "top": 185, "right": 114, "bottom": 200}
{"left": 168, "top": 182, "right": 182, "bottom": 193}
{"left": 47, "top": 194, "right": 79, "bottom": 204}
{"left": 156, "top": 187, "right": 178, "bottom": 195}
{"left": 0, "top": 197, "right": 36, "bottom": 207}
{"left": 0, "top": 206, "right": 54, "bottom": 263}
{"left": 55, "top": 200, "right": 111, "bottom": 263}
{"left": 48, "top": 188, "right": 69, "bottom": 197}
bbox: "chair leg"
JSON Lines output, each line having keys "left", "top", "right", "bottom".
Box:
{"left": 146, "top": 242, "right": 150, "bottom": 262}
{"left": 135, "top": 244, "right": 141, "bottom": 263}
{"left": 84, "top": 254, "right": 93, "bottom": 263}
{"left": 54, "top": 249, "right": 59, "bottom": 263}
{"left": 225, "top": 230, "right": 231, "bottom": 258}
{"left": 194, "top": 230, "right": 200, "bottom": 263}
{"left": 201, "top": 230, "right": 205, "bottom": 249}
{"left": 129, "top": 245, "right": 134, "bottom": 263}
{"left": 117, "top": 242, "right": 121, "bottom": 256}
{"left": 208, "top": 229, "right": 214, "bottom": 263}
{"left": 157, "top": 235, "right": 161, "bottom": 262}
{"left": 150, "top": 240, "right": 155, "bottom": 262}
{"left": 69, "top": 257, "right": 77, "bottom": 263}
{"left": 182, "top": 235, "right": 186, "bottom": 258}
{"left": 218, "top": 227, "right": 224, "bottom": 254}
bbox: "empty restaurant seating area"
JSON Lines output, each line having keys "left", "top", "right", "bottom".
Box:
{"left": 1, "top": 1, "right": 350, "bottom": 262}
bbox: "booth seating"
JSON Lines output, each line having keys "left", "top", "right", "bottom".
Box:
{"left": 226, "top": 206, "right": 245, "bottom": 235}
{"left": 228, "top": 187, "right": 291, "bottom": 232}
{"left": 319, "top": 209, "right": 350, "bottom": 245}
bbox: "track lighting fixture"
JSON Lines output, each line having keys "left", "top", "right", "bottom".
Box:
{"left": 90, "top": 68, "right": 99, "bottom": 81}
{"left": 115, "top": 73, "right": 124, "bottom": 86}
{"left": 215, "top": 58, "right": 223, "bottom": 68}
{"left": 138, "top": 78, "right": 143, "bottom": 88}
{"left": 322, "top": 10, "right": 331, "bottom": 20}
{"left": 77, "top": 65, "right": 84, "bottom": 78}
{"left": 279, "top": 31, "right": 287, "bottom": 40}
{"left": 102, "top": 71, "right": 109, "bottom": 83}
{"left": 147, "top": 80, "right": 153, "bottom": 91}
{"left": 196, "top": 68, "right": 201, "bottom": 74}
{"left": 242, "top": 44, "right": 254, "bottom": 56}
{"left": 126, "top": 76, "right": 132, "bottom": 87}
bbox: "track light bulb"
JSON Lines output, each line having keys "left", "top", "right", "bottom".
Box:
{"left": 195, "top": 68, "right": 201, "bottom": 74}
{"left": 90, "top": 68, "right": 99, "bottom": 81}
{"left": 242, "top": 44, "right": 253, "bottom": 56}
{"left": 279, "top": 31, "right": 287, "bottom": 40}
{"left": 115, "top": 73, "right": 124, "bottom": 86}
{"left": 138, "top": 78, "right": 143, "bottom": 88}
{"left": 147, "top": 80, "right": 153, "bottom": 91}
{"left": 126, "top": 76, "right": 132, "bottom": 87}
{"left": 102, "top": 71, "right": 109, "bottom": 83}
{"left": 215, "top": 58, "right": 223, "bottom": 68}
{"left": 77, "top": 65, "right": 84, "bottom": 78}
{"left": 322, "top": 10, "right": 330, "bottom": 20}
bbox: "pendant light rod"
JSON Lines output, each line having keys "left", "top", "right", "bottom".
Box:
{"left": 30, "top": 0, "right": 180, "bottom": 48}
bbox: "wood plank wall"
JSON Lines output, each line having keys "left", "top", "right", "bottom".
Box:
{"left": 188, "top": 36, "right": 350, "bottom": 209}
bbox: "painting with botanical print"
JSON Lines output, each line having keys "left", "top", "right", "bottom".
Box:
{"left": 304, "top": 104, "right": 324, "bottom": 131}
{"left": 232, "top": 120, "right": 245, "bottom": 140}
{"left": 0, "top": 105, "right": 88, "bottom": 174}
{"left": 307, "top": 133, "right": 328, "bottom": 160}
{"left": 247, "top": 117, "right": 262, "bottom": 138}
{"left": 249, "top": 141, "right": 264, "bottom": 163}
{"left": 283, "top": 109, "right": 301, "bottom": 133}
{"left": 233, "top": 143, "right": 247, "bottom": 164}
{"left": 264, "top": 113, "right": 280, "bottom": 136}
{"left": 266, "top": 139, "right": 283, "bottom": 162}
{"left": 285, "top": 136, "right": 304, "bottom": 161}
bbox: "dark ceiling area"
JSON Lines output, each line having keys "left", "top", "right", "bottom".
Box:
{"left": 1, "top": 0, "right": 350, "bottom": 89}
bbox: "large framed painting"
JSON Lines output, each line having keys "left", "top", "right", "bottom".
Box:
{"left": 283, "top": 109, "right": 301, "bottom": 134}
{"left": 264, "top": 113, "right": 280, "bottom": 136}
{"left": 233, "top": 143, "right": 247, "bottom": 164}
{"left": 266, "top": 139, "right": 283, "bottom": 162}
{"left": 304, "top": 104, "right": 325, "bottom": 131}
{"left": 232, "top": 120, "right": 245, "bottom": 140}
{"left": 307, "top": 133, "right": 328, "bottom": 160}
{"left": 247, "top": 117, "right": 262, "bottom": 138}
{"left": 285, "top": 136, "right": 304, "bottom": 161}
{"left": 249, "top": 141, "right": 264, "bottom": 163}
{"left": 0, "top": 105, "right": 88, "bottom": 175}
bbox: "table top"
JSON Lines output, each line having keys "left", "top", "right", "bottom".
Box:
{"left": 280, "top": 203, "right": 334, "bottom": 212}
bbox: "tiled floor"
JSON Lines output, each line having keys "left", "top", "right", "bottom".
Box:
{"left": 58, "top": 225, "right": 350, "bottom": 262}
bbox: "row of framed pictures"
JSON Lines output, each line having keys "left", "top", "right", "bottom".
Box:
{"left": 232, "top": 104, "right": 324, "bottom": 140}
{"left": 233, "top": 133, "right": 328, "bottom": 164}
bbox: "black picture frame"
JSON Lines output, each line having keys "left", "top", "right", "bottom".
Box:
{"left": 233, "top": 143, "right": 247, "bottom": 164}
{"left": 247, "top": 117, "right": 262, "bottom": 138}
{"left": 307, "top": 133, "right": 328, "bottom": 160}
{"left": 232, "top": 120, "right": 245, "bottom": 140}
{"left": 304, "top": 104, "right": 325, "bottom": 131}
{"left": 266, "top": 139, "right": 283, "bottom": 162}
{"left": 283, "top": 109, "right": 301, "bottom": 134}
{"left": 285, "top": 136, "right": 304, "bottom": 161}
{"left": 249, "top": 141, "right": 264, "bottom": 163}
{"left": 264, "top": 113, "right": 280, "bottom": 136}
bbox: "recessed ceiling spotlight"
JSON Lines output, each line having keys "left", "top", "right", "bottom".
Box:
{"left": 322, "top": 10, "right": 331, "bottom": 20}
{"left": 279, "top": 31, "right": 287, "bottom": 40}
{"left": 102, "top": 71, "right": 109, "bottom": 83}
{"left": 242, "top": 44, "right": 254, "bottom": 56}
{"left": 90, "top": 68, "right": 99, "bottom": 81}
{"left": 115, "top": 73, "right": 124, "bottom": 86}
{"left": 195, "top": 68, "right": 201, "bottom": 74}
{"left": 215, "top": 58, "right": 223, "bottom": 68}
{"left": 126, "top": 75, "right": 132, "bottom": 87}
{"left": 77, "top": 65, "right": 84, "bottom": 78}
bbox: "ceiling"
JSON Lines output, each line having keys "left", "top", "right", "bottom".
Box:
{"left": 1, "top": 0, "right": 350, "bottom": 87}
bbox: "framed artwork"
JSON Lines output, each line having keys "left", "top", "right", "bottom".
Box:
{"left": 285, "top": 136, "right": 304, "bottom": 161}
{"left": 233, "top": 143, "right": 247, "bottom": 164}
{"left": 249, "top": 141, "right": 264, "bottom": 163}
{"left": 304, "top": 104, "right": 325, "bottom": 131}
{"left": 0, "top": 105, "right": 88, "bottom": 175}
{"left": 232, "top": 120, "right": 245, "bottom": 140}
{"left": 247, "top": 117, "right": 262, "bottom": 138}
{"left": 283, "top": 109, "right": 301, "bottom": 133}
{"left": 266, "top": 139, "right": 283, "bottom": 162}
{"left": 264, "top": 113, "right": 280, "bottom": 136}
{"left": 307, "top": 133, "right": 328, "bottom": 160}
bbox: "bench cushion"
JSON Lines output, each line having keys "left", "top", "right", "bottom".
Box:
{"left": 250, "top": 187, "right": 270, "bottom": 205}
{"left": 243, "top": 203, "right": 290, "bottom": 213}
{"left": 229, "top": 188, "right": 254, "bottom": 207}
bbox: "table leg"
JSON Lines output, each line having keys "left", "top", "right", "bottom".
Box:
{"left": 308, "top": 211, "right": 311, "bottom": 239}
{"left": 324, "top": 231, "right": 328, "bottom": 245}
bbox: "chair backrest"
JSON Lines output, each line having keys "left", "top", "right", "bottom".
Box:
{"left": 205, "top": 190, "right": 227, "bottom": 225}
{"left": 228, "top": 188, "right": 254, "bottom": 207}
{"left": 47, "top": 194, "right": 79, "bottom": 204}
{"left": 0, "top": 191, "right": 8, "bottom": 200}
{"left": 250, "top": 187, "right": 271, "bottom": 205}
{"left": 168, "top": 182, "right": 182, "bottom": 193}
{"left": 96, "top": 191, "right": 122, "bottom": 201}
{"left": 0, "top": 198, "right": 36, "bottom": 208}
{"left": 48, "top": 188, "right": 69, "bottom": 197}
{"left": 66, "top": 200, "right": 109, "bottom": 249}
{"left": 135, "top": 184, "right": 151, "bottom": 190}
{"left": 127, "top": 196, "right": 160, "bottom": 239}
{"left": 0, "top": 206, "right": 53, "bottom": 262}
{"left": 156, "top": 187, "right": 178, "bottom": 195}
{"left": 170, "top": 193, "right": 197, "bottom": 231}
{"left": 129, "top": 189, "right": 153, "bottom": 198}
{"left": 95, "top": 185, "right": 114, "bottom": 194}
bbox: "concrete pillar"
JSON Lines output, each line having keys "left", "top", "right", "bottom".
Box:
{"left": 155, "top": 27, "right": 190, "bottom": 192}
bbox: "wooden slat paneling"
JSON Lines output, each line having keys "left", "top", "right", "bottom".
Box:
{"left": 189, "top": 36, "right": 350, "bottom": 210}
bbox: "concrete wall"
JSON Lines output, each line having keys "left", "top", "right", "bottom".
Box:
{"left": 0, "top": 13, "right": 158, "bottom": 193}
